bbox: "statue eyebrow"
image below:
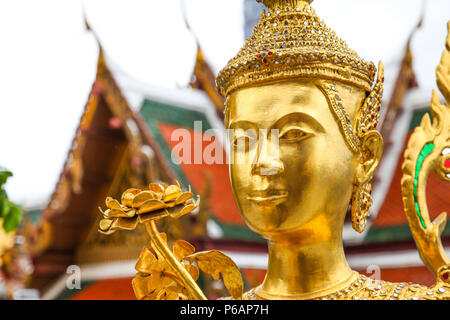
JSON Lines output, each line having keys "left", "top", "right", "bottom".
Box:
{"left": 228, "top": 120, "right": 257, "bottom": 130}
{"left": 271, "top": 112, "right": 325, "bottom": 133}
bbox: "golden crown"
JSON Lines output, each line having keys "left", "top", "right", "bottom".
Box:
{"left": 216, "top": 0, "right": 377, "bottom": 97}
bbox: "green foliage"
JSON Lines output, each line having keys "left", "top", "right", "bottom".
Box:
{"left": 0, "top": 170, "right": 12, "bottom": 186}
{"left": 0, "top": 168, "right": 22, "bottom": 233}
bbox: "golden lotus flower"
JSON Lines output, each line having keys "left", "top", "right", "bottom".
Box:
{"left": 98, "top": 181, "right": 243, "bottom": 300}
{"left": 98, "top": 181, "right": 199, "bottom": 235}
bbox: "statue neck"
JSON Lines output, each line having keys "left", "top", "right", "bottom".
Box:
{"left": 256, "top": 215, "right": 355, "bottom": 299}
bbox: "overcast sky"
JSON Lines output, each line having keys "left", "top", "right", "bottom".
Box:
{"left": 0, "top": 0, "right": 449, "bottom": 209}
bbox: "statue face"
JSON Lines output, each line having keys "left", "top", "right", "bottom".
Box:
{"left": 227, "top": 80, "right": 362, "bottom": 239}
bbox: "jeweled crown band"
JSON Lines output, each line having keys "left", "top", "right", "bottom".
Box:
{"left": 317, "top": 81, "right": 360, "bottom": 153}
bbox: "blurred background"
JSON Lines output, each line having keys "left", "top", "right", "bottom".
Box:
{"left": 0, "top": 0, "right": 449, "bottom": 299}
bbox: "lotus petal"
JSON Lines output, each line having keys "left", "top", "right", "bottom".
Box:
{"left": 149, "top": 183, "right": 164, "bottom": 194}
{"left": 106, "top": 197, "right": 127, "bottom": 210}
{"left": 125, "top": 209, "right": 136, "bottom": 218}
{"left": 182, "top": 195, "right": 199, "bottom": 207}
{"left": 138, "top": 199, "right": 166, "bottom": 214}
{"left": 138, "top": 209, "right": 169, "bottom": 223}
{"left": 143, "top": 291, "right": 158, "bottom": 300}
{"left": 185, "top": 250, "right": 243, "bottom": 300}
{"left": 162, "top": 270, "right": 186, "bottom": 288}
{"left": 160, "top": 183, "right": 168, "bottom": 191}
{"left": 135, "top": 247, "right": 157, "bottom": 274}
{"left": 121, "top": 188, "right": 141, "bottom": 207}
{"left": 112, "top": 217, "right": 138, "bottom": 231}
{"left": 100, "top": 208, "right": 110, "bottom": 217}
{"left": 184, "top": 263, "right": 199, "bottom": 281}
{"left": 166, "top": 205, "right": 183, "bottom": 218}
{"left": 98, "top": 228, "right": 116, "bottom": 235}
{"left": 99, "top": 219, "right": 113, "bottom": 233}
{"left": 175, "top": 192, "right": 194, "bottom": 205}
{"left": 165, "top": 291, "right": 179, "bottom": 300}
{"left": 173, "top": 240, "right": 196, "bottom": 261}
{"left": 165, "top": 287, "right": 189, "bottom": 300}
{"left": 194, "top": 195, "right": 200, "bottom": 206}
{"left": 155, "top": 289, "right": 167, "bottom": 300}
{"left": 163, "top": 185, "right": 182, "bottom": 202}
{"left": 132, "top": 191, "right": 158, "bottom": 208}
{"left": 132, "top": 273, "right": 151, "bottom": 300}
{"left": 179, "top": 203, "right": 196, "bottom": 216}
{"left": 154, "top": 275, "right": 177, "bottom": 292}
{"left": 106, "top": 208, "right": 134, "bottom": 218}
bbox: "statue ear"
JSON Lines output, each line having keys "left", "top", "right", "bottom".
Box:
{"left": 355, "top": 130, "right": 383, "bottom": 184}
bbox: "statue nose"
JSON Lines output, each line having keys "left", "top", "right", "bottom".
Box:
{"left": 252, "top": 138, "right": 284, "bottom": 176}
{"left": 252, "top": 165, "right": 283, "bottom": 176}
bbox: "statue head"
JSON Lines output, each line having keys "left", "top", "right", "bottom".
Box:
{"left": 217, "top": 0, "right": 384, "bottom": 241}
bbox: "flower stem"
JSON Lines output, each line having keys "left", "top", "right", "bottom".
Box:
{"left": 144, "top": 221, "right": 207, "bottom": 300}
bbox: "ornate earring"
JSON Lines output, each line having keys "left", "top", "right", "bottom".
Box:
{"left": 351, "top": 181, "right": 373, "bottom": 233}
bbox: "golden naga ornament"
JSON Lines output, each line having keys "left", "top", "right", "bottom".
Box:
{"left": 401, "top": 22, "right": 450, "bottom": 284}
{"left": 99, "top": 1, "right": 450, "bottom": 300}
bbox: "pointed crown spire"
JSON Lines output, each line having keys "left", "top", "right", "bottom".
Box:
{"left": 216, "top": 0, "right": 377, "bottom": 97}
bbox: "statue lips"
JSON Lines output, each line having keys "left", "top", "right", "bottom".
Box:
{"left": 247, "top": 189, "right": 288, "bottom": 206}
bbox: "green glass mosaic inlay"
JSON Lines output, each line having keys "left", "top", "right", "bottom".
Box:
{"left": 414, "top": 142, "right": 435, "bottom": 229}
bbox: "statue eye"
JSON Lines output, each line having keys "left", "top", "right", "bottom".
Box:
{"left": 279, "top": 128, "right": 307, "bottom": 142}
{"left": 233, "top": 135, "right": 256, "bottom": 151}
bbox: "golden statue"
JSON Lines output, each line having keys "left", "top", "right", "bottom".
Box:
{"left": 98, "top": 0, "right": 450, "bottom": 300}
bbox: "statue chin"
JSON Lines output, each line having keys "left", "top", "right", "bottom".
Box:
{"left": 239, "top": 203, "right": 288, "bottom": 236}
